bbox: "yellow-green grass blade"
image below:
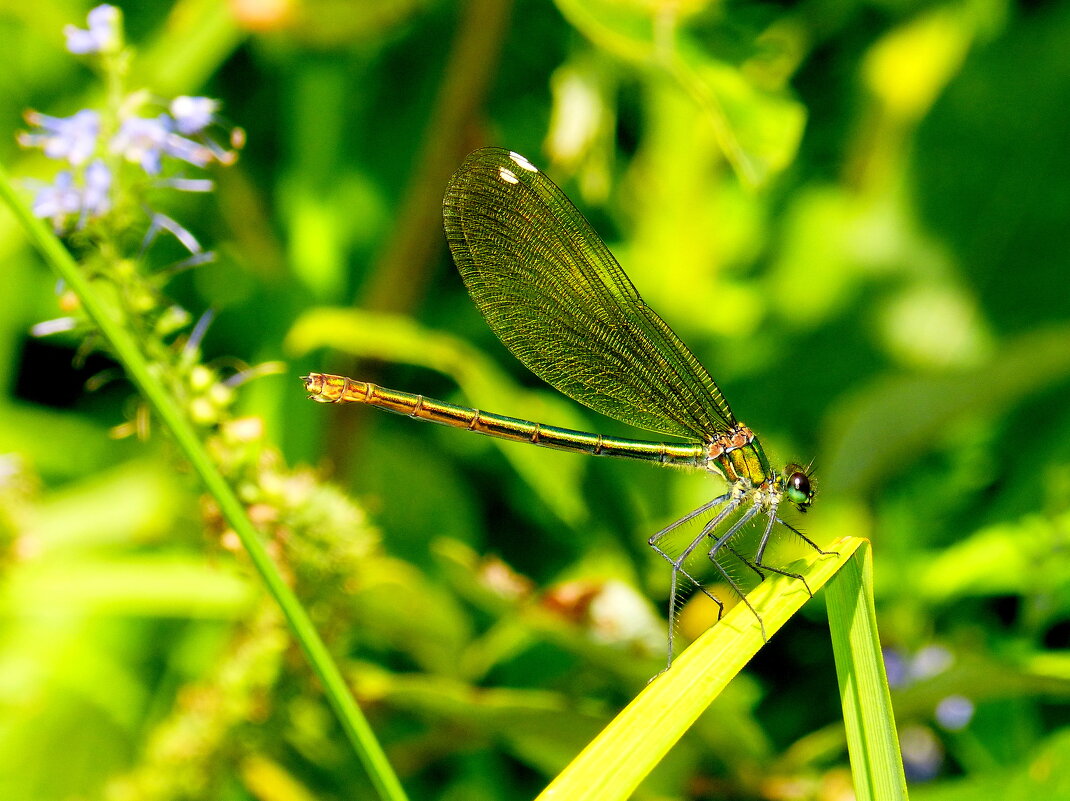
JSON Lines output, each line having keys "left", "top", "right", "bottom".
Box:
{"left": 826, "top": 542, "right": 909, "bottom": 801}
{"left": 538, "top": 536, "right": 864, "bottom": 801}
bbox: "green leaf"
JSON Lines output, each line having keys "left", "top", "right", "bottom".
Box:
{"left": 822, "top": 324, "right": 1070, "bottom": 495}
{"left": 553, "top": 0, "right": 805, "bottom": 186}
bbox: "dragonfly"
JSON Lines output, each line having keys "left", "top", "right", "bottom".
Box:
{"left": 304, "top": 148, "right": 831, "bottom": 667}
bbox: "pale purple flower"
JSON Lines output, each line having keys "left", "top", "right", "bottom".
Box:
{"left": 31, "top": 317, "right": 79, "bottom": 337}
{"left": 170, "top": 96, "right": 219, "bottom": 135}
{"left": 64, "top": 5, "right": 121, "bottom": 54}
{"left": 31, "top": 171, "right": 82, "bottom": 228}
{"left": 161, "top": 133, "right": 213, "bottom": 168}
{"left": 74, "top": 160, "right": 112, "bottom": 228}
{"left": 17, "top": 7, "right": 242, "bottom": 248}
{"left": 156, "top": 177, "right": 215, "bottom": 192}
{"left": 900, "top": 725, "right": 943, "bottom": 782}
{"left": 142, "top": 213, "right": 204, "bottom": 255}
{"left": 883, "top": 648, "right": 909, "bottom": 688}
{"left": 19, "top": 109, "right": 100, "bottom": 165}
{"left": 29, "top": 161, "right": 112, "bottom": 231}
{"left": 111, "top": 115, "right": 215, "bottom": 174}
{"left": 81, "top": 160, "right": 112, "bottom": 217}
{"left": 911, "top": 645, "right": 953, "bottom": 680}
{"left": 170, "top": 97, "right": 242, "bottom": 166}
{"left": 111, "top": 115, "right": 170, "bottom": 174}
{"left": 935, "top": 695, "right": 974, "bottom": 731}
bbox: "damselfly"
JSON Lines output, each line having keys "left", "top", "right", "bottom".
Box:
{"left": 304, "top": 148, "right": 831, "bottom": 666}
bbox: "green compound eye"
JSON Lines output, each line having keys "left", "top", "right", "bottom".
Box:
{"left": 784, "top": 468, "right": 814, "bottom": 510}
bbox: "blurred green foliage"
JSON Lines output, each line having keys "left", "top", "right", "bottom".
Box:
{"left": 2, "top": 0, "right": 1069, "bottom": 799}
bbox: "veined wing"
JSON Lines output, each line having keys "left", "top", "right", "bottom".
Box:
{"left": 442, "top": 148, "right": 737, "bottom": 441}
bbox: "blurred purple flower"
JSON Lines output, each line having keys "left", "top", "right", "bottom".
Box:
{"left": 161, "top": 132, "right": 214, "bottom": 168}
{"left": 31, "top": 317, "right": 79, "bottom": 337}
{"left": 170, "top": 96, "right": 219, "bottom": 135}
{"left": 935, "top": 695, "right": 975, "bottom": 731}
{"left": 911, "top": 645, "right": 953, "bottom": 680}
{"left": 19, "top": 109, "right": 100, "bottom": 165}
{"left": 111, "top": 115, "right": 215, "bottom": 174}
{"left": 110, "top": 115, "right": 170, "bottom": 173}
{"left": 142, "top": 213, "right": 205, "bottom": 256}
{"left": 64, "top": 4, "right": 121, "bottom": 54}
{"left": 883, "top": 648, "right": 910, "bottom": 688}
{"left": 31, "top": 171, "right": 82, "bottom": 229}
{"left": 900, "top": 724, "right": 943, "bottom": 782}
{"left": 172, "top": 97, "right": 243, "bottom": 166}
{"left": 29, "top": 161, "right": 112, "bottom": 231}
{"left": 81, "top": 160, "right": 112, "bottom": 217}
{"left": 156, "top": 177, "right": 215, "bottom": 192}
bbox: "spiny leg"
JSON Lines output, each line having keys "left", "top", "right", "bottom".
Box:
{"left": 649, "top": 492, "right": 733, "bottom": 544}
{"left": 648, "top": 493, "right": 736, "bottom": 590}
{"left": 728, "top": 539, "right": 822, "bottom": 597}
{"left": 655, "top": 506, "right": 737, "bottom": 669}
{"left": 775, "top": 516, "right": 840, "bottom": 558}
{"left": 727, "top": 544, "right": 767, "bottom": 583}
{"left": 652, "top": 497, "right": 739, "bottom": 629}
{"left": 752, "top": 510, "right": 814, "bottom": 597}
{"left": 648, "top": 493, "right": 737, "bottom": 669}
{"left": 658, "top": 554, "right": 723, "bottom": 676}
{"left": 705, "top": 505, "right": 766, "bottom": 640}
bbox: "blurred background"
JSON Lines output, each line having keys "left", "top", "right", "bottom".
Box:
{"left": 2, "top": 0, "right": 1070, "bottom": 799}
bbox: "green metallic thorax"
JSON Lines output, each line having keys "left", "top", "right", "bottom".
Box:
{"left": 715, "top": 438, "right": 774, "bottom": 486}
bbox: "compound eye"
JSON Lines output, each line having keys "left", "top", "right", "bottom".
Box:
{"left": 785, "top": 470, "right": 813, "bottom": 509}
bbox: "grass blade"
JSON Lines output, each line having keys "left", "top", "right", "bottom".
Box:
{"left": 826, "top": 542, "right": 909, "bottom": 800}
{"left": 538, "top": 537, "right": 864, "bottom": 801}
